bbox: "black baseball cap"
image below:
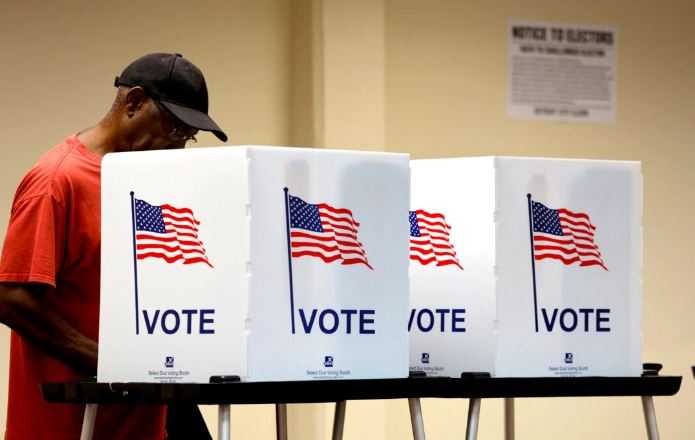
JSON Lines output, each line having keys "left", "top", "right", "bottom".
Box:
{"left": 115, "top": 53, "right": 228, "bottom": 142}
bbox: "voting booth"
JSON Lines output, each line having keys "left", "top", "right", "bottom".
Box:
{"left": 408, "top": 160, "right": 496, "bottom": 377}
{"left": 98, "top": 146, "right": 410, "bottom": 383}
{"left": 409, "top": 157, "right": 642, "bottom": 377}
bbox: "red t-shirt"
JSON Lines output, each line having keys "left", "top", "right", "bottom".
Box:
{"left": 0, "top": 136, "right": 166, "bottom": 440}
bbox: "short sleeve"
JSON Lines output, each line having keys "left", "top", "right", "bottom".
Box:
{"left": 0, "top": 194, "right": 67, "bottom": 287}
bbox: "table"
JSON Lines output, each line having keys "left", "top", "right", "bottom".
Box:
{"left": 41, "top": 375, "right": 681, "bottom": 440}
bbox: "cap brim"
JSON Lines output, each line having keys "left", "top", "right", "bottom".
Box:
{"left": 160, "top": 100, "right": 228, "bottom": 142}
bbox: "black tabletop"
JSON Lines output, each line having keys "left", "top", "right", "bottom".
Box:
{"left": 41, "top": 375, "right": 682, "bottom": 405}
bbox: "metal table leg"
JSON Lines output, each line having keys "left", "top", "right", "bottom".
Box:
{"left": 276, "top": 404, "right": 288, "bottom": 440}
{"left": 219, "top": 404, "right": 231, "bottom": 440}
{"left": 465, "top": 398, "right": 481, "bottom": 440}
{"left": 80, "top": 403, "right": 97, "bottom": 440}
{"left": 504, "top": 398, "right": 515, "bottom": 440}
{"left": 408, "top": 397, "right": 426, "bottom": 440}
{"left": 641, "top": 396, "right": 660, "bottom": 440}
{"left": 332, "top": 401, "right": 346, "bottom": 440}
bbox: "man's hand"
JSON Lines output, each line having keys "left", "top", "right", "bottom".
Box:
{"left": 0, "top": 282, "right": 97, "bottom": 374}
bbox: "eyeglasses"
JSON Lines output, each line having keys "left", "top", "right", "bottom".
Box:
{"left": 153, "top": 99, "right": 197, "bottom": 144}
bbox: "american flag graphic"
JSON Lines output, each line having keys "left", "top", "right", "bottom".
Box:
{"left": 288, "top": 193, "right": 373, "bottom": 269}
{"left": 409, "top": 209, "right": 463, "bottom": 269}
{"left": 531, "top": 200, "right": 607, "bottom": 270}
{"left": 133, "top": 197, "right": 213, "bottom": 268}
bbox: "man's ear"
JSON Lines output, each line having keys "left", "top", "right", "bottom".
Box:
{"left": 124, "top": 86, "right": 147, "bottom": 117}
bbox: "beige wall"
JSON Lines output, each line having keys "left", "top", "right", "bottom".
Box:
{"left": 0, "top": 0, "right": 292, "bottom": 437}
{"left": 1, "top": 0, "right": 693, "bottom": 439}
{"left": 384, "top": 1, "right": 695, "bottom": 438}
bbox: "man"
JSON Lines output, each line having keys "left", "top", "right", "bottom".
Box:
{"left": 0, "top": 53, "right": 227, "bottom": 439}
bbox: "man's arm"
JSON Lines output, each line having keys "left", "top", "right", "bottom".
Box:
{"left": 0, "top": 282, "right": 97, "bottom": 374}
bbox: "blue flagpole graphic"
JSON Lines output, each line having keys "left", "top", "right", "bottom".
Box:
{"left": 130, "top": 191, "right": 141, "bottom": 335}
{"left": 527, "top": 193, "right": 540, "bottom": 333}
{"left": 283, "top": 187, "right": 297, "bottom": 334}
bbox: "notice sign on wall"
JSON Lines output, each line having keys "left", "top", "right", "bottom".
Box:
{"left": 508, "top": 21, "right": 617, "bottom": 123}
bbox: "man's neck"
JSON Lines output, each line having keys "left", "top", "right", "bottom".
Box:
{"left": 76, "top": 122, "right": 122, "bottom": 157}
